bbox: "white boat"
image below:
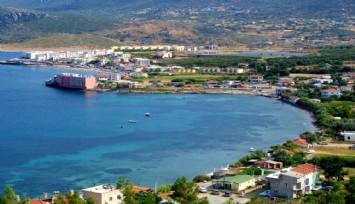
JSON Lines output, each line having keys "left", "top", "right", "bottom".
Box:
{"left": 249, "top": 147, "right": 256, "bottom": 152}
{"left": 128, "top": 120, "right": 138, "bottom": 123}
{"left": 145, "top": 113, "right": 150, "bottom": 117}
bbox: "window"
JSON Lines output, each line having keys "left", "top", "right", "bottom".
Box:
{"left": 285, "top": 183, "right": 288, "bottom": 187}
{"left": 348, "top": 137, "right": 351, "bottom": 140}
{"left": 109, "top": 197, "right": 112, "bottom": 201}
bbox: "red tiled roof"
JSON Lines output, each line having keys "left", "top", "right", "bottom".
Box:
{"left": 98, "top": 74, "right": 107, "bottom": 78}
{"left": 274, "top": 149, "right": 295, "bottom": 155}
{"left": 249, "top": 74, "right": 262, "bottom": 78}
{"left": 291, "top": 163, "right": 319, "bottom": 175}
{"left": 322, "top": 88, "right": 339, "bottom": 93}
{"left": 280, "top": 78, "right": 293, "bottom": 83}
{"left": 292, "top": 138, "right": 310, "bottom": 145}
{"left": 30, "top": 200, "right": 43, "bottom": 204}
{"left": 289, "top": 96, "right": 299, "bottom": 99}
{"left": 207, "top": 80, "right": 218, "bottom": 83}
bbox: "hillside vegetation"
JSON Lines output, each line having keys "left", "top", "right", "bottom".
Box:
{"left": 0, "top": 0, "right": 353, "bottom": 48}
{"left": 0, "top": 7, "right": 117, "bottom": 43}
{"left": 6, "top": 34, "right": 122, "bottom": 50}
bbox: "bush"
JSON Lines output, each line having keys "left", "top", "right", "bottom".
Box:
{"left": 193, "top": 175, "right": 212, "bottom": 183}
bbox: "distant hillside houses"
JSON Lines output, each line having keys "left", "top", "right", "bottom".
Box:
{"left": 114, "top": 45, "right": 199, "bottom": 51}
{"left": 26, "top": 49, "right": 113, "bottom": 62}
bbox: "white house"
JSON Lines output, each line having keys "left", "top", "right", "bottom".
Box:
{"left": 340, "top": 86, "right": 353, "bottom": 92}
{"left": 342, "top": 131, "right": 355, "bottom": 142}
{"left": 320, "top": 89, "right": 341, "bottom": 98}
{"left": 82, "top": 184, "right": 124, "bottom": 204}
{"left": 248, "top": 74, "right": 263, "bottom": 83}
{"left": 278, "top": 78, "right": 294, "bottom": 86}
{"left": 312, "top": 78, "right": 333, "bottom": 84}
{"left": 291, "top": 138, "right": 311, "bottom": 148}
{"left": 134, "top": 58, "right": 150, "bottom": 67}
{"left": 266, "top": 164, "right": 320, "bottom": 198}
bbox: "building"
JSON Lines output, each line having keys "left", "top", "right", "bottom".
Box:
{"left": 255, "top": 160, "right": 283, "bottom": 169}
{"left": 341, "top": 131, "right": 355, "bottom": 142}
{"left": 340, "top": 86, "right": 353, "bottom": 92}
{"left": 134, "top": 58, "right": 150, "bottom": 67}
{"left": 155, "top": 51, "right": 173, "bottom": 58}
{"left": 291, "top": 138, "right": 311, "bottom": 148}
{"left": 213, "top": 175, "right": 256, "bottom": 191}
{"left": 82, "top": 184, "right": 124, "bottom": 204}
{"left": 320, "top": 89, "right": 341, "bottom": 98}
{"left": 238, "top": 63, "right": 250, "bottom": 68}
{"left": 46, "top": 73, "right": 97, "bottom": 90}
{"left": 278, "top": 78, "right": 294, "bottom": 86}
{"left": 312, "top": 78, "right": 333, "bottom": 84}
{"left": 248, "top": 74, "right": 263, "bottom": 83}
{"left": 287, "top": 96, "right": 299, "bottom": 104}
{"left": 204, "top": 80, "right": 219, "bottom": 88}
{"left": 266, "top": 164, "right": 320, "bottom": 198}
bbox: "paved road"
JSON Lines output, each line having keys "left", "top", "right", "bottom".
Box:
{"left": 198, "top": 193, "right": 250, "bottom": 204}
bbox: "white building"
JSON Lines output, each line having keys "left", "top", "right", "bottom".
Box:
{"left": 82, "top": 184, "right": 124, "bottom": 204}
{"left": 342, "top": 131, "right": 355, "bottom": 142}
{"left": 320, "top": 89, "right": 341, "bottom": 98}
{"left": 267, "top": 164, "right": 320, "bottom": 198}
{"left": 248, "top": 74, "right": 263, "bottom": 83}
{"left": 134, "top": 58, "right": 150, "bottom": 67}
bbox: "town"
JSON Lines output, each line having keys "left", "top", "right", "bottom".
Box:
{"left": 1, "top": 45, "right": 354, "bottom": 204}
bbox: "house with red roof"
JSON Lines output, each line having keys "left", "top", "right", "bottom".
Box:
{"left": 320, "top": 88, "right": 341, "bottom": 98}
{"left": 204, "top": 80, "right": 219, "bottom": 88}
{"left": 291, "top": 138, "right": 311, "bottom": 148}
{"left": 266, "top": 163, "right": 320, "bottom": 198}
{"left": 248, "top": 74, "right": 263, "bottom": 83}
{"left": 287, "top": 95, "right": 299, "bottom": 104}
{"left": 254, "top": 160, "right": 283, "bottom": 169}
{"left": 278, "top": 78, "right": 294, "bottom": 86}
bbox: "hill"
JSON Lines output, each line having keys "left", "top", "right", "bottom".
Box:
{"left": 0, "top": 7, "right": 117, "bottom": 43}
{"left": 0, "top": 34, "right": 122, "bottom": 51}
{"left": 0, "top": 0, "right": 353, "bottom": 19}
{"left": 0, "top": 0, "right": 353, "bottom": 49}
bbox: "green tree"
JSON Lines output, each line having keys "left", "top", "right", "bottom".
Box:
{"left": 274, "top": 151, "right": 293, "bottom": 166}
{"left": 0, "top": 187, "right": 18, "bottom": 204}
{"left": 66, "top": 191, "right": 85, "bottom": 204}
{"left": 122, "top": 185, "right": 136, "bottom": 204}
{"left": 317, "top": 156, "right": 346, "bottom": 181}
{"left": 171, "top": 177, "right": 198, "bottom": 204}
{"left": 53, "top": 194, "right": 66, "bottom": 204}
{"left": 345, "top": 176, "right": 355, "bottom": 204}
{"left": 193, "top": 175, "right": 212, "bottom": 183}
{"left": 116, "top": 177, "right": 132, "bottom": 189}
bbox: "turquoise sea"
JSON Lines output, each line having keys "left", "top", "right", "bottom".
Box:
{"left": 0, "top": 52, "right": 315, "bottom": 197}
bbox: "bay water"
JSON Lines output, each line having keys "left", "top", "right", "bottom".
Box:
{"left": 0, "top": 52, "right": 315, "bottom": 197}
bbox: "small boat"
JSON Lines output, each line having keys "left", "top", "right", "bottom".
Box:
{"left": 249, "top": 147, "right": 256, "bottom": 152}
{"left": 120, "top": 125, "right": 124, "bottom": 128}
{"left": 145, "top": 113, "right": 150, "bottom": 117}
{"left": 128, "top": 120, "right": 138, "bottom": 123}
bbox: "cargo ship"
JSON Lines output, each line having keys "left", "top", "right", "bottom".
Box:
{"left": 45, "top": 73, "right": 97, "bottom": 90}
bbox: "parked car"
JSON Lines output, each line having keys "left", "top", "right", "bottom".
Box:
{"left": 212, "top": 190, "right": 220, "bottom": 195}
{"left": 319, "top": 141, "right": 329, "bottom": 145}
{"left": 199, "top": 187, "right": 207, "bottom": 193}
{"left": 305, "top": 150, "right": 315, "bottom": 154}
{"left": 322, "top": 186, "right": 333, "bottom": 191}
{"left": 259, "top": 190, "right": 271, "bottom": 197}
{"left": 223, "top": 191, "right": 232, "bottom": 197}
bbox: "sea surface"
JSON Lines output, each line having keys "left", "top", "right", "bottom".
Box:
{"left": 0, "top": 52, "right": 315, "bottom": 197}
